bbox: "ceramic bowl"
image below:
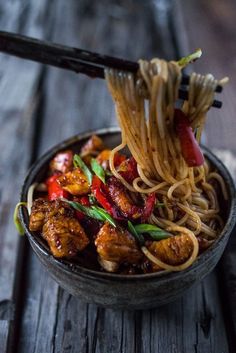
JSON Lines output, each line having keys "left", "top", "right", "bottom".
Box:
{"left": 19, "top": 127, "right": 236, "bottom": 309}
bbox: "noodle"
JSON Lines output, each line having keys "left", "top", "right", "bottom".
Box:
{"left": 27, "top": 183, "right": 38, "bottom": 215}
{"left": 104, "top": 56, "right": 228, "bottom": 271}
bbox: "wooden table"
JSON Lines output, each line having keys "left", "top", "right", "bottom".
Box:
{"left": 1, "top": 1, "right": 236, "bottom": 352}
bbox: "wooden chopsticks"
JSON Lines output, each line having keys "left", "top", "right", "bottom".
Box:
{"left": 0, "top": 31, "right": 223, "bottom": 108}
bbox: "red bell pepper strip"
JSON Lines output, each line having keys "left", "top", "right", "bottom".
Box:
{"left": 79, "top": 196, "right": 90, "bottom": 207}
{"left": 107, "top": 176, "right": 156, "bottom": 221}
{"left": 91, "top": 176, "right": 125, "bottom": 220}
{"left": 46, "top": 175, "right": 69, "bottom": 201}
{"left": 174, "top": 109, "right": 204, "bottom": 167}
{"left": 114, "top": 153, "right": 126, "bottom": 167}
{"left": 118, "top": 157, "right": 139, "bottom": 183}
{"left": 142, "top": 193, "right": 156, "bottom": 222}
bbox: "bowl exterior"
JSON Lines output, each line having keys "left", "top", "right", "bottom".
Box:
{"left": 20, "top": 128, "right": 236, "bottom": 309}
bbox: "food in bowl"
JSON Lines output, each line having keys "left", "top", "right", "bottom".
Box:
{"left": 15, "top": 52, "right": 230, "bottom": 276}
{"left": 20, "top": 129, "right": 228, "bottom": 275}
{"left": 17, "top": 129, "right": 236, "bottom": 309}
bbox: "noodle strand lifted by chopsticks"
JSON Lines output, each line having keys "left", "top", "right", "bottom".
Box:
{"left": 105, "top": 57, "right": 228, "bottom": 271}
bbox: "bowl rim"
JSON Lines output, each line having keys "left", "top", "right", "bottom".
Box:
{"left": 19, "top": 127, "right": 236, "bottom": 282}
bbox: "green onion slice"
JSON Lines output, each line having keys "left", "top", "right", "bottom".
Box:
{"left": 63, "top": 200, "right": 116, "bottom": 227}
{"left": 88, "top": 194, "right": 97, "bottom": 205}
{"left": 128, "top": 221, "right": 145, "bottom": 245}
{"left": 177, "top": 49, "right": 202, "bottom": 68}
{"left": 73, "top": 154, "right": 93, "bottom": 185}
{"left": 91, "top": 158, "right": 106, "bottom": 184}
{"left": 92, "top": 206, "right": 116, "bottom": 227}
{"left": 105, "top": 170, "right": 112, "bottom": 176}
{"left": 134, "top": 224, "right": 171, "bottom": 240}
{"left": 155, "top": 202, "right": 165, "bottom": 208}
{"left": 63, "top": 200, "right": 103, "bottom": 220}
{"left": 13, "top": 202, "right": 27, "bottom": 235}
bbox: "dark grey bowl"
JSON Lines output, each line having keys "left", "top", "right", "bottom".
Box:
{"left": 19, "top": 127, "right": 236, "bottom": 309}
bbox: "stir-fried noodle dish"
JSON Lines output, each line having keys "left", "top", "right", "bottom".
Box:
{"left": 17, "top": 51, "right": 229, "bottom": 274}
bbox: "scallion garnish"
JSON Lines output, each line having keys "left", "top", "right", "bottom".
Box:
{"left": 105, "top": 170, "right": 112, "bottom": 176}
{"left": 177, "top": 48, "right": 202, "bottom": 68}
{"left": 88, "top": 194, "right": 97, "bottom": 205}
{"left": 92, "top": 206, "right": 116, "bottom": 227}
{"left": 134, "top": 224, "right": 171, "bottom": 240}
{"left": 73, "top": 154, "right": 93, "bottom": 185}
{"left": 63, "top": 200, "right": 116, "bottom": 227}
{"left": 155, "top": 202, "right": 165, "bottom": 208}
{"left": 63, "top": 200, "right": 103, "bottom": 220}
{"left": 128, "top": 221, "right": 145, "bottom": 245}
{"left": 91, "top": 158, "right": 106, "bottom": 184}
{"left": 13, "top": 202, "right": 27, "bottom": 235}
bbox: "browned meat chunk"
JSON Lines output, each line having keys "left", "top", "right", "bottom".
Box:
{"left": 49, "top": 150, "right": 73, "bottom": 174}
{"left": 96, "top": 149, "right": 111, "bottom": 169}
{"left": 147, "top": 234, "right": 194, "bottom": 267}
{"left": 29, "top": 198, "right": 89, "bottom": 258}
{"left": 29, "top": 198, "right": 73, "bottom": 232}
{"left": 80, "top": 135, "right": 105, "bottom": 157}
{"left": 57, "top": 168, "right": 89, "bottom": 195}
{"left": 29, "top": 199, "right": 48, "bottom": 231}
{"left": 42, "top": 213, "right": 89, "bottom": 258}
{"left": 107, "top": 177, "right": 142, "bottom": 219}
{"left": 95, "top": 222, "right": 142, "bottom": 266}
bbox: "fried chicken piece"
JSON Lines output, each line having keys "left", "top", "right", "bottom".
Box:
{"left": 147, "top": 234, "right": 194, "bottom": 268}
{"left": 29, "top": 198, "right": 73, "bottom": 232}
{"left": 80, "top": 135, "right": 105, "bottom": 157}
{"left": 96, "top": 149, "right": 111, "bottom": 169}
{"left": 29, "top": 198, "right": 89, "bottom": 258}
{"left": 95, "top": 222, "right": 142, "bottom": 270}
{"left": 57, "top": 168, "right": 89, "bottom": 195}
{"left": 107, "top": 177, "right": 142, "bottom": 219}
{"left": 49, "top": 150, "right": 73, "bottom": 174}
{"left": 42, "top": 213, "right": 89, "bottom": 258}
{"left": 29, "top": 199, "right": 49, "bottom": 231}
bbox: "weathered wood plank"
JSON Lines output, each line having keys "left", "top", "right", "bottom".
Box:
{"left": 39, "top": 0, "right": 174, "bottom": 154}
{"left": 0, "top": 321, "right": 10, "bottom": 353}
{"left": 176, "top": 0, "right": 236, "bottom": 350}
{"left": 219, "top": 231, "right": 236, "bottom": 350}
{"left": 0, "top": 0, "right": 55, "bottom": 351}
{"left": 214, "top": 151, "right": 236, "bottom": 349}
{"left": 15, "top": 1, "right": 234, "bottom": 353}
{"left": 16, "top": 1, "right": 175, "bottom": 353}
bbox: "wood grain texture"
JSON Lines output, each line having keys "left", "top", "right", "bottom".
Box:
{"left": 177, "top": 1, "right": 236, "bottom": 350}
{"left": 0, "top": 321, "right": 10, "bottom": 353}
{"left": 16, "top": 2, "right": 173, "bottom": 352}
{"left": 0, "top": 0, "right": 54, "bottom": 351}
{"left": 39, "top": 0, "right": 174, "bottom": 154}
{"left": 0, "top": 0, "right": 235, "bottom": 352}
{"left": 15, "top": 1, "right": 232, "bottom": 353}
